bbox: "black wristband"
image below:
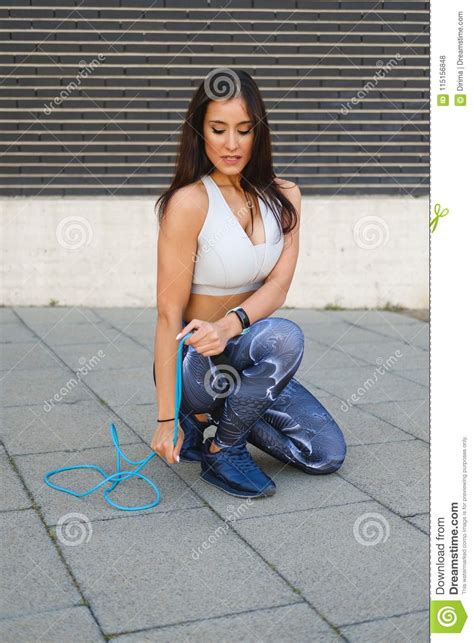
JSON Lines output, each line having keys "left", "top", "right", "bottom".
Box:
{"left": 225, "top": 306, "right": 250, "bottom": 331}
{"left": 156, "top": 417, "right": 175, "bottom": 423}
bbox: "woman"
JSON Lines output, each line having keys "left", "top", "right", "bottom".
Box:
{"left": 151, "top": 69, "right": 346, "bottom": 498}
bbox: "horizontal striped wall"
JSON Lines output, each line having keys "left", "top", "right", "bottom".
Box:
{"left": 0, "top": 0, "right": 430, "bottom": 197}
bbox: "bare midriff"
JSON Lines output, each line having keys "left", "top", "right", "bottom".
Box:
{"left": 182, "top": 289, "right": 258, "bottom": 325}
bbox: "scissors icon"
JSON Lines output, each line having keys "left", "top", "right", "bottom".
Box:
{"left": 430, "top": 203, "right": 449, "bottom": 233}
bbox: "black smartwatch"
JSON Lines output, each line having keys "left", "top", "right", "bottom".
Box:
{"left": 224, "top": 306, "right": 251, "bottom": 335}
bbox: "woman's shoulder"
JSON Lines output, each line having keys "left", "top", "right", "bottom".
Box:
{"left": 274, "top": 175, "right": 297, "bottom": 188}
{"left": 273, "top": 176, "right": 300, "bottom": 197}
{"left": 168, "top": 177, "right": 208, "bottom": 210}
{"left": 160, "top": 178, "right": 208, "bottom": 234}
{"left": 273, "top": 176, "right": 301, "bottom": 210}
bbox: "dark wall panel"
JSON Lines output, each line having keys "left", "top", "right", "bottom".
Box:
{"left": 0, "top": 1, "right": 429, "bottom": 197}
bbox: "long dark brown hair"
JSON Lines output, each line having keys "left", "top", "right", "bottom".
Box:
{"left": 154, "top": 69, "right": 298, "bottom": 241}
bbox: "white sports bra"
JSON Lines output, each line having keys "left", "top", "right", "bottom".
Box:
{"left": 191, "top": 174, "right": 285, "bottom": 296}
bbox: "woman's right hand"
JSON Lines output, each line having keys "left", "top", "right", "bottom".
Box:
{"left": 150, "top": 420, "right": 184, "bottom": 464}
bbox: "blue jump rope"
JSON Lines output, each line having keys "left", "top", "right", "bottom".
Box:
{"left": 43, "top": 332, "right": 195, "bottom": 512}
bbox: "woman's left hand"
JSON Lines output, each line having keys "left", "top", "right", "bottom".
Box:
{"left": 176, "top": 319, "right": 229, "bottom": 357}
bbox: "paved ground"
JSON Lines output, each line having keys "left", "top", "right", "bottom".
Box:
{"left": 0, "top": 307, "right": 429, "bottom": 642}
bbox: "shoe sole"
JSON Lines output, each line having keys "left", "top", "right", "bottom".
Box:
{"left": 200, "top": 469, "right": 276, "bottom": 498}
{"left": 179, "top": 454, "right": 201, "bottom": 463}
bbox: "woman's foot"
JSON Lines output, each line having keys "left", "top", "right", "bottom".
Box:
{"left": 178, "top": 412, "right": 210, "bottom": 462}
{"left": 208, "top": 439, "right": 221, "bottom": 454}
{"left": 200, "top": 437, "right": 276, "bottom": 498}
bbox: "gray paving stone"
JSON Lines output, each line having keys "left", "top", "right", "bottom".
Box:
{"left": 57, "top": 507, "right": 301, "bottom": 635}
{"left": 0, "top": 309, "right": 18, "bottom": 324}
{"left": 84, "top": 367, "right": 156, "bottom": 406}
{"left": 94, "top": 307, "right": 157, "bottom": 327}
{"left": 114, "top": 602, "right": 340, "bottom": 642}
{"left": 177, "top": 444, "right": 370, "bottom": 522}
{"left": 349, "top": 322, "right": 429, "bottom": 349}
{"left": 406, "top": 514, "right": 429, "bottom": 535}
{"left": 299, "top": 366, "right": 428, "bottom": 406}
{"left": 0, "top": 323, "right": 37, "bottom": 344}
{"left": 340, "top": 609, "right": 429, "bottom": 642}
{"left": 389, "top": 330, "right": 428, "bottom": 350}
{"left": 331, "top": 310, "right": 423, "bottom": 325}
{"left": 337, "top": 441, "right": 428, "bottom": 516}
{"left": 14, "top": 443, "right": 204, "bottom": 525}
{"left": 0, "top": 605, "right": 103, "bottom": 642}
{"left": 364, "top": 352, "right": 428, "bottom": 372}
{"left": 393, "top": 369, "right": 429, "bottom": 387}
{"left": 333, "top": 340, "right": 426, "bottom": 367}
{"left": 1, "top": 368, "right": 93, "bottom": 407}
{"left": 324, "top": 400, "right": 417, "bottom": 445}
{"left": 124, "top": 325, "right": 154, "bottom": 350}
{"left": 0, "top": 455, "right": 32, "bottom": 511}
{"left": 0, "top": 510, "right": 81, "bottom": 618}
{"left": 29, "top": 322, "right": 124, "bottom": 346}
{"left": 300, "top": 339, "right": 366, "bottom": 371}
{"left": 92, "top": 314, "right": 156, "bottom": 343}
{"left": 114, "top": 404, "right": 158, "bottom": 440}
{"left": 302, "top": 323, "right": 387, "bottom": 347}
{"left": 1, "top": 400, "right": 142, "bottom": 455}
{"left": 298, "top": 360, "right": 406, "bottom": 397}
{"left": 357, "top": 399, "right": 428, "bottom": 441}
{"left": 0, "top": 341, "right": 63, "bottom": 371}
{"left": 53, "top": 338, "right": 151, "bottom": 372}
{"left": 233, "top": 502, "right": 428, "bottom": 625}
{"left": 15, "top": 307, "right": 100, "bottom": 326}
{"left": 282, "top": 308, "right": 340, "bottom": 325}
{"left": 290, "top": 377, "right": 333, "bottom": 400}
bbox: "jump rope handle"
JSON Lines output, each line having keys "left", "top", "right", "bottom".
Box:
{"left": 172, "top": 330, "right": 196, "bottom": 446}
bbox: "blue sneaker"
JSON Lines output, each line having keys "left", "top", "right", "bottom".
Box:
{"left": 178, "top": 412, "right": 210, "bottom": 462}
{"left": 200, "top": 437, "right": 276, "bottom": 498}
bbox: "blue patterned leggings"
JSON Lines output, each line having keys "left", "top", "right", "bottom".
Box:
{"left": 157, "top": 316, "right": 346, "bottom": 474}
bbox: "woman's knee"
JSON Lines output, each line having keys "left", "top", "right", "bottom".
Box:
{"left": 304, "top": 439, "right": 347, "bottom": 474}
{"left": 322, "top": 445, "right": 347, "bottom": 473}
{"left": 256, "top": 317, "right": 304, "bottom": 367}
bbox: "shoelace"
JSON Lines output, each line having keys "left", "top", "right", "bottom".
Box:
{"left": 223, "top": 444, "right": 261, "bottom": 473}
{"left": 43, "top": 331, "right": 195, "bottom": 512}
